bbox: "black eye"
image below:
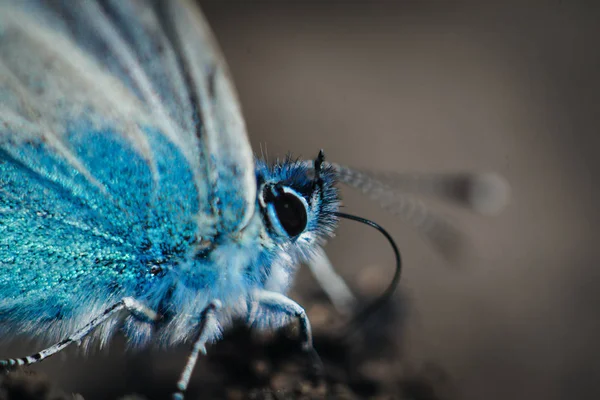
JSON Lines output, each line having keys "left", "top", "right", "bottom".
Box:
{"left": 273, "top": 192, "right": 308, "bottom": 237}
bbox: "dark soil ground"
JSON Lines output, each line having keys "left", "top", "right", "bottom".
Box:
{"left": 0, "top": 296, "right": 455, "bottom": 400}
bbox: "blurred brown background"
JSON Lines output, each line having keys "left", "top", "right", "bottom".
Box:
{"left": 198, "top": 2, "right": 600, "bottom": 399}
{"left": 3, "top": 2, "right": 599, "bottom": 400}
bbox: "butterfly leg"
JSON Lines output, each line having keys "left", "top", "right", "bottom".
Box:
{"left": 248, "top": 290, "right": 323, "bottom": 373}
{"left": 307, "top": 247, "right": 357, "bottom": 315}
{"left": 0, "top": 297, "right": 159, "bottom": 369}
{"left": 173, "top": 300, "right": 221, "bottom": 400}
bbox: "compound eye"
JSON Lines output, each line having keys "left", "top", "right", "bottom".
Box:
{"left": 273, "top": 190, "right": 308, "bottom": 237}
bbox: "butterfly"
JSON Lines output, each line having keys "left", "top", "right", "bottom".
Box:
{"left": 0, "top": 1, "right": 509, "bottom": 398}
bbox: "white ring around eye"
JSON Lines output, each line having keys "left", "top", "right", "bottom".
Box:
{"left": 258, "top": 182, "right": 269, "bottom": 209}
{"left": 259, "top": 184, "right": 310, "bottom": 238}
{"left": 258, "top": 184, "right": 309, "bottom": 212}
{"left": 281, "top": 186, "right": 309, "bottom": 210}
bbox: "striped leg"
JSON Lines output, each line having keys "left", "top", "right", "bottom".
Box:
{"left": 173, "top": 300, "right": 221, "bottom": 400}
{"left": 248, "top": 290, "right": 322, "bottom": 370}
{"left": 0, "top": 297, "right": 159, "bottom": 369}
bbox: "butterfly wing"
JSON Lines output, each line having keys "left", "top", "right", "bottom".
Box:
{"left": 0, "top": 0, "right": 254, "bottom": 339}
{"left": 161, "top": 0, "right": 256, "bottom": 232}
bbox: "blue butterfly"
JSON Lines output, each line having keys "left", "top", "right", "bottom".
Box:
{"left": 0, "top": 1, "right": 509, "bottom": 398}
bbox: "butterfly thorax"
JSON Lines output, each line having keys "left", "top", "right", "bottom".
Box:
{"left": 123, "top": 156, "right": 339, "bottom": 346}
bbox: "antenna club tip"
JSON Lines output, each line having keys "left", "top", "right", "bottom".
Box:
{"left": 469, "top": 173, "right": 511, "bottom": 215}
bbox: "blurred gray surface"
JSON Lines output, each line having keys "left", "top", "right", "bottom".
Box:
{"left": 3, "top": 2, "right": 599, "bottom": 400}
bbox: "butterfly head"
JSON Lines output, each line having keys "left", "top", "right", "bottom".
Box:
{"left": 256, "top": 150, "right": 339, "bottom": 255}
